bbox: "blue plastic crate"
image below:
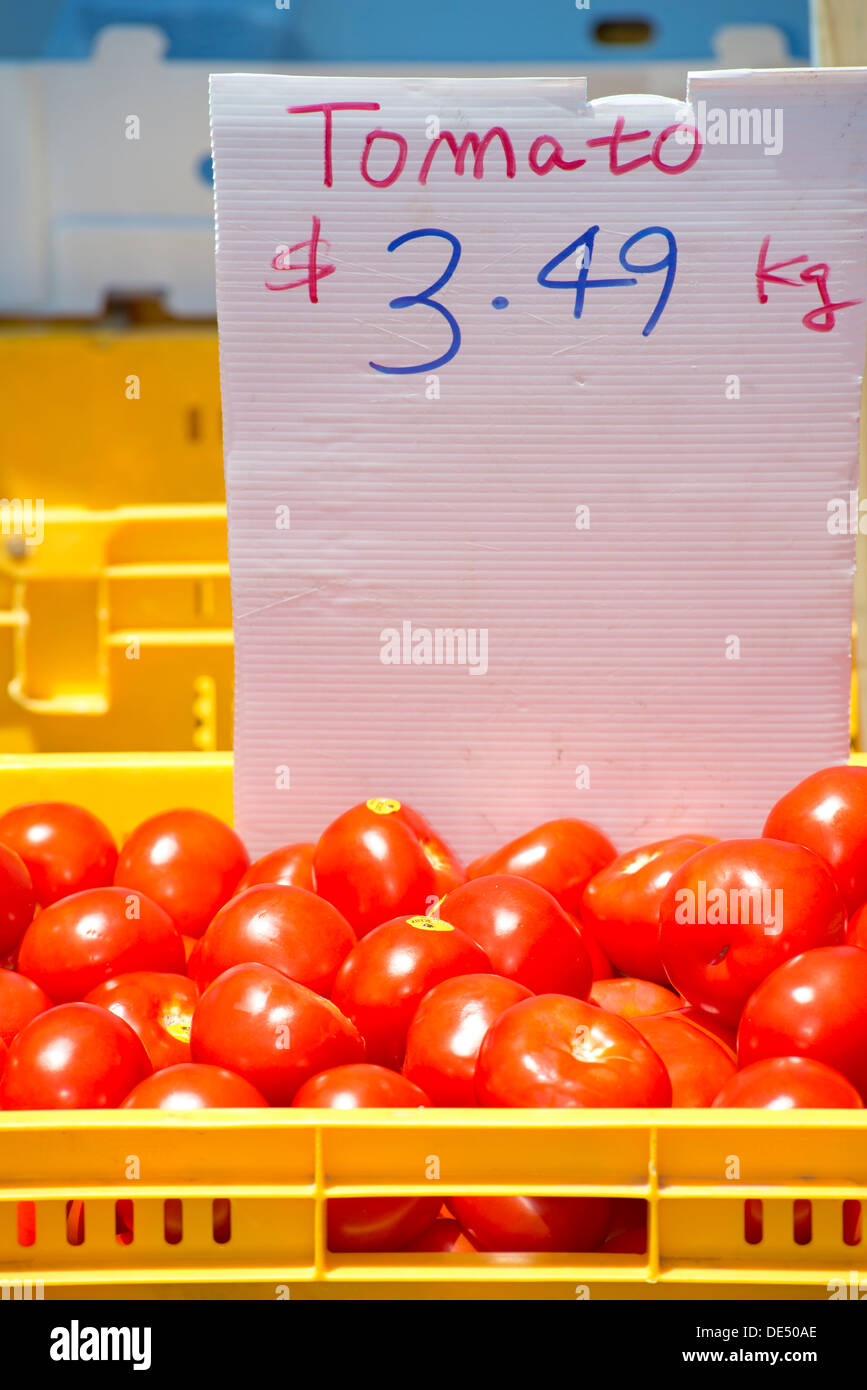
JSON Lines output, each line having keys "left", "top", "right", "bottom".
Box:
{"left": 1, "top": 0, "right": 810, "bottom": 64}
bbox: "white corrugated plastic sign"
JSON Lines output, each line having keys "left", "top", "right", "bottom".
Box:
{"left": 211, "top": 70, "right": 867, "bottom": 857}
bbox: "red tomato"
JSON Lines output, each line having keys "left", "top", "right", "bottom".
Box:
{"left": 313, "top": 798, "right": 448, "bottom": 936}
{"left": 114, "top": 809, "right": 249, "bottom": 938}
{"left": 663, "top": 1005, "right": 738, "bottom": 1058}
{"left": 763, "top": 765, "right": 867, "bottom": 913}
{"left": 569, "top": 916, "right": 614, "bottom": 981}
{"left": 403, "top": 1218, "right": 477, "bottom": 1253}
{"left": 467, "top": 818, "right": 616, "bottom": 915}
{"left": 0, "top": 842, "right": 35, "bottom": 954}
{"left": 737, "top": 946, "right": 867, "bottom": 1099}
{"left": 191, "top": 884, "right": 355, "bottom": 997}
{"left": 632, "top": 1013, "right": 736, "bottom": 1106}
{"left": 476, "top": 994, "right": 672, "bottom": 1108}
{"left": 606, "top": 1196, "right": 647, "bottom": 1239}
{"left": 438, "top": 876, "right": 593, "bottom": 998}
{"left": 0, "top": 1037, "right": 6, "bottom": 1078}
{"left": 0, "top": 1003, "right": 151, "bottom": 1109}
{"left": 581, "top": 835, "right": 715, "bottom": 983}
{"left": 589, "top": 978, "right": 682, "bottom": 1019}
{"left": 325, "top": 1197, "right": 441, "bottom": 1254}
{"left": 331, "top": 914, "right": 490, "bottom": 1069}
{"left": 403, "top": 973, "right": 533, "bottom": 1106}
{"left": 190, "top": 962, "right": 364, "bottom": 1105}
{"left": 121, "top": 1062, "right": 268, "bottom": 1108}
{"left": 84, "top": 971, "right": 198, "bottom": 1071}
{"left": 395, "top": 803, "right": 466, "bottom": 899}
{"left": 712, "top": 1056, "right": 863, "bottom": 1109}
{"left": 602, "top": 1227, "right": 648, "bottom": 1254}
{"left": 847, "top": 902, "right": 867, "bottom": 949}
{"left": 292, "top": 1062, "right": 429, "bottom": 1109}
{"left": 292, "top": 1063, "right": 439, "bottom": 1252}
{"left": 448, "top": 1194, "right": 611, "bottom": 1253}
{"left": 17, "top": 886, "right": 185, "bottom": 1003}
{"left": 0, "top": 802, "right": 117, "bottom": 907}
{"left": 659, "top": 839, "right": 846, "bottom": 1027}
{"left": 0, "top": 970, "right": 51, "bottom": 1047}
{"left": 236, "top": 843, "right": 317, "bottom": 894}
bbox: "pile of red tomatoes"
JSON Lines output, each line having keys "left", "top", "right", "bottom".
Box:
{"left": 2, "top": 765, "right": 867, "bottom": 1255}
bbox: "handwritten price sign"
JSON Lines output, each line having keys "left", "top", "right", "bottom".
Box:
{"left": 211, "top": 72, "right": 867, "bottom": 857}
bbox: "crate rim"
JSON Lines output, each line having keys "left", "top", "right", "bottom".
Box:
{"left": 1, "top": 1107, "right": 866, "bottom": 1129}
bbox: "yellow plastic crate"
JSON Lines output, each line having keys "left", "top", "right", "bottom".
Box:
{"left": 1, "top": 752, "right": 866, "bottom": 1301}
{"left": 0, "top": 326, "right": 231, "bottom": 755}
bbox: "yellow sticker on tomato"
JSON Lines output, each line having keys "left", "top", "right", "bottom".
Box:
{"left": 406, "top": 914, "right": 454, "bottom": 932}
{"left": 162, "top": 1012, "right": 192, "bottom": 1043}
{"left": 366, "top": 797, "right": 402, "bottom": 815}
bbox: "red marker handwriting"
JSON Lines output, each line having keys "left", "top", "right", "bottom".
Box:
{"left": 756, "top": 236, "right": 862, "bottom": 333}
{"left": 265, "top": 216, "right": 335, "bottom": 303}
{"left": 286, "top": 102, "right": 701, "bottom": 187}
{"left": 286, "top": 102, "right": 380, "bottom": 187}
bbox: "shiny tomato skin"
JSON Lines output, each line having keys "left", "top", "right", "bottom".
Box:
{"left": 763, "top": 765, "right": 867, "bottom": 913}
{"left": 121, "top": 1062, "right": 269, "bottom": 1109}
{"left": 331, "top": 915, "right": 490, "bottom": 1070}
{"left": 403, "top": 973, "right": 533, "bottom": 1106}
{"left": 292, "top": 1062, "right": 430, "bottom": 1108}
{"left": 737, "top": 946, "right": 867, "bottom": 1099}
{"left": 664, "top": 1005, "right": 738, "bottom": 1057}
{"left": 0, "top": 1003, "right": 151, "bottom": 1109}
{"left": 448, "top": 1194, "right": 611, "bottom": 1253}
{"left": 476, "top": 994, "right": 672, "bottom": 1109}
{"left": 467, "top": 818, "right": 616, "bottom": 915}
{"left": 292, "top": 1064, "right": 438, "bottom": 1252}
{"left": 589, "top": 977, "right": 683, "bottom": 1019}
{"left": 403, "top": 1218, "right": 477, "bottom": 1253}
{"left": 190, "top": 962, "right": 364, "bottom": 1105}
{"left": 17, "top": 886, "right": 186, "bottom": 1003}
{"left": 237, "top": 843, "right": 317, "bottom": 894}
{"left": 438, "top": 876, "right": 592, "bottom": 998}
{"left": 847, "top": 902, "right": 867, "bottom": 949}
{"left": 314, "top": 800, "right": 445, "bottom": 938}
{"left": 326, "top": 1196, "right": 441, "bottom": 1254}
{"left": 114, "top": 809, "right": 249, "bottom": 938}
{"left": 0, "top": 802, "right": 117, "bottom": 908}
{"left": 0, "top": 842, "right": 35, "bottom": 954}
{"left": 632, "top": 1013, "right": 736, "bottom": 1106}
{"left": 84, "top": 971, "right": 198, "bottom": 1071}
{"left": 659, "top": 839, "right": 846, "bottom": 1027}
{"left": 569, "top": 917, "right": 614, "bottom": 980}
{"left": 0, "top": 970, "right": 52, "bottom": 1047}
{"left": 712, "top": 1056, "right": 863, "bottom": 1109}
{"left": 191, "top": 884, "right": 355, "bottom": 997}
{"left": 580, "top": 836, "right": 715, "bottom": 984}
{"left": 393, "top": 803, "right": 466, "bottom": 898}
